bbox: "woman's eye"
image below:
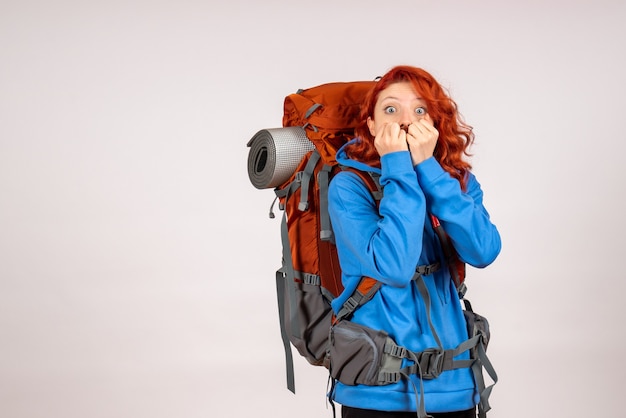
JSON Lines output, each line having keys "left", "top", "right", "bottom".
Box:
{"left": 415, "top": 107, "right": 427, "bottom": 115}
{"left": 384, "top": 106, "right": 396, "bottom": 114}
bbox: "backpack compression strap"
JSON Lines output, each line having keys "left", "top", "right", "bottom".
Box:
{"left": 275, "top": 264, "right": 295, "bottom": 393}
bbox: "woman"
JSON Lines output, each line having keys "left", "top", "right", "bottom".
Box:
{"left": 327, "top": 65, "right": 501, "bottom": 418}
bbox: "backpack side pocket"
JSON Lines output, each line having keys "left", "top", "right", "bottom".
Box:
{"left": 328, "top": 320, "right": 401, "bottom": 386}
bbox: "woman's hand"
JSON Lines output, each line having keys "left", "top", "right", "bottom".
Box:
{"left": 373, "top": 122, "right": 409, "bottom": 157}
{"left": 406, "top": 114, "right": 439, "bottom": 166}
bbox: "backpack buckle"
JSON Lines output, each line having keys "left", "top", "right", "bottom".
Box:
{"left": 418, "top": 348, "right": 445, "bottom": 379}
{"left": 415, "top": 262, "right": 440, "bottom": 276}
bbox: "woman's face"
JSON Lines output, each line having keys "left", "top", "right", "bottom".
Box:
{"left": 367, "top": 81, "right": 429, "bottom": 136}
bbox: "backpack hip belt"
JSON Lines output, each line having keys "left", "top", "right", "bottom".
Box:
{"left": 328, "top": 270, "right": 496, "bottom": 418}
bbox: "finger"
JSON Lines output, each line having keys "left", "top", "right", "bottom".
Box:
{"left": 419, "top": 117, "right": 434, "bottom": 129}
{"left": 418, "top": 118, "right": 438, "bottom": 137}
{"left": 398, "top": 128, "right": 407, "bottom": 144}
{"left": 373, "top": 123, "right": 389, "bottom": 148}
{"left": 384, "top": 123, "right": 408, "bottom": 151}
{"left": 388, "top": 122, "right": 400, "bottom": 140}
{"left": 405, "top": 132, "right": 416, "bottom": 147}
{"left": 407, "top": 123, "right": 426, "bottom": 139}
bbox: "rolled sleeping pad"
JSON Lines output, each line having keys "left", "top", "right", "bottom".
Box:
{"left": 247, "top": 127, "right": 315, "bottom": 189}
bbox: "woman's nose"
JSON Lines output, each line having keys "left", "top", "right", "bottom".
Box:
{"left": 398, "top": 109, "right": 417, "bottom": 131}
{"left": 399, "top": 110, "right": 412, "bottom": 132}
{"left": 399, "top": 109, "right": 423, "bottom": 131}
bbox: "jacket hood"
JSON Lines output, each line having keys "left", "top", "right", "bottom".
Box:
{"left": 336, "top": 139, "right": 381, "bottom": 174}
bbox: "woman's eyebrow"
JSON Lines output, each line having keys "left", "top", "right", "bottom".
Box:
{"left": 380, "top": 95, "right": 424, "bottom": 102}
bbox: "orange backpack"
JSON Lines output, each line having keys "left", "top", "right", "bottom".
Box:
{"left": 278, "top": 82, "right": 377, "bottom": 388}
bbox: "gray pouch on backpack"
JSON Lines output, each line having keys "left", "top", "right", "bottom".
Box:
{"left": 328, "top": 320, "right": 402, "bottom": 386}
{"left": 464, "top": 309, "right": 490, "bottom": 350}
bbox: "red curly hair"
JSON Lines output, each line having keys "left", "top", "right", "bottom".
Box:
{"left": 346, "top": 65, "right": 474, "bottom": 190}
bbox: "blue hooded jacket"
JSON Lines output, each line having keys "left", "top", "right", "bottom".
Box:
{"left": 328, "top": 140, "right": 501, "bottom": 413}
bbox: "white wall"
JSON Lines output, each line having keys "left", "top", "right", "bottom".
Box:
{"left": 1, "top": 0, "right": 624, "bottom": 417}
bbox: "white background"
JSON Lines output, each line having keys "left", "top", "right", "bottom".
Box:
{"left": 1, "top": 0, "right": 625, "bottom": 417}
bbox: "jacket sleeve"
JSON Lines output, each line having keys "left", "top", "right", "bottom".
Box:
{"left": 416, "top": 157, "right": 501, "bottom": 268}
{"left": 328, "top": 151, "right": 427, "bottom": 287}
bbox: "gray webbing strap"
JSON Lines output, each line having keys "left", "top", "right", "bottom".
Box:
{"left": 305, "top": 103, "right": 322, "bottom": 119}
{"left": 415, "top": 273, "right": 496, "bottom": 417}
{"left": 365, "top": 171, "right": 383, "bottom": 201}
{"left": 297, "top": 271, "right": 320, "bottom": 286}
{"left": 474, "top": 338, "right": 498, "bottom": 418}
{"left": 377, "top": 343, "right": 431, "bottom": 418}
{"left": 272, "top": 170, "right": 304, "bottom": 217}
{"left": 275, "top": 267, "right": 295, "bottom": 393}
{"left": 415, "top": 274, "right": 444, "bottom": 350}
{"left": 318, "top": 164, "right": 333, "bottom": 241}
{"left": 414, "top": 274, "right": 480, "bottom": 373}
{"left": 275, "top": 168, "right": 310, "bottom": 350}
{"left": 444, "top": 335, "right": 480, "bottom": 370}
{"left": 272, "top": 172, "right": 307, "bottom": 394}
{"left": 293, "top": 270, "right": 335, "bottom": 301}
{"left": 334, "top": 279, "right": 382, "bottom": 322}
{"left": 279, "top": 208, "right": 300, "bottom": 350}
{"left": 298, "top": 151, "right": 320, "bottom": 211}
{"left": 404, "top": 350, "right": 432, "bottom": 418}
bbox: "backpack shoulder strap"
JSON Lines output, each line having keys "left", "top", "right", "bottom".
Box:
{"left": 331, "top": 166, "right": 384, "bottom": 322}
{"left": 334, "top": 276, "right": 381, "bottom": 322}
{"left": 430, "top": 214, "right": 467, "bottom": 298}
{"left": 339, "top": 166, "right": 383, "bottom": 203}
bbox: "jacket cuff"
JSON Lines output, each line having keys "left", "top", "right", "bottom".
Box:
{"left": 415, "top": 156, "right": 446, "bottom": 185}
{"left": 381, "top": 151, "right": 414, "bottom": 177}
